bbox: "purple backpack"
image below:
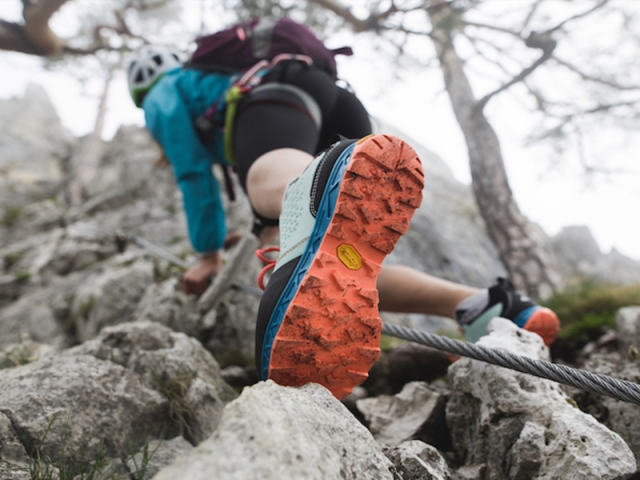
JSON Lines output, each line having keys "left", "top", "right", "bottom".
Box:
{"left": 188, "top": 17, "right": 353, "bottom": 79}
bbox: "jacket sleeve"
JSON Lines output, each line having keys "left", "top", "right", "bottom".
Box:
{"left": 143, "top": 79, "right": 227, "bottom": 253}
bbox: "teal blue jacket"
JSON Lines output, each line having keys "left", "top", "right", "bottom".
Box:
{"left": 142, "top": 67, "right": 234, "bottom": 253}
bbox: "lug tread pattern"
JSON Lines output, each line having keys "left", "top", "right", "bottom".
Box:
{"left": 269, "top": 135, "right": 424, "bottom": 399}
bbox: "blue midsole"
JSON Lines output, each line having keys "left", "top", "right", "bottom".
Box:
{"left": 260, "top": 143, "right": 357, "bottom": 379}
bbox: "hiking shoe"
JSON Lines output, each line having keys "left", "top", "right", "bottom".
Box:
{"left": 457, "top": 277, "right": 560, "bottom": 346}
{"left": 255, "top": 134, "right": 424, "bottom": 399}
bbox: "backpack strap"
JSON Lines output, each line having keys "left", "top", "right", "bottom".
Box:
{"left": 220, "top": 163, "right": 237, "bottom": 202}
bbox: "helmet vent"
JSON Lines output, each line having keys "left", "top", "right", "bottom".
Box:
{"left": 126, "top": 45, "right": 182, "bottom": 106}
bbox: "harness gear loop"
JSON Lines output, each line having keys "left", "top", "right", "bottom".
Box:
{"left": 256, "top": 246, "right": 280, "bottom": 290}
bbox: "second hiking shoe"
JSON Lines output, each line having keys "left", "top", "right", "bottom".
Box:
{"left": 255, "top": 134, "right": 424, "bottom": 399}
{"left": 456, "top": 277, "right": 560, "bottom": 346}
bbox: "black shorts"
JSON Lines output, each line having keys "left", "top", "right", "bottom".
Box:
{"left": 232, "top": 61, "right": 372, "bottom": 190}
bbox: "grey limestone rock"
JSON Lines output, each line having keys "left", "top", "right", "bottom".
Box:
{"left": 0, "top": 85, "right": 74, "bottom": 215}
{"left": 84, "top": 126, "right": 163, "bottom": 202}
{"left": 126, "top": 436, "right": 193, "bottom": 480}
{"left": 133, "top": 277, "right": 203, "bottom": 339}
{"left": 551, "top": 225, "right": 640, "bottom": 286}
{"left": 447, "top": 317, "right": 636, "bottom": 480}
{"left": 384, "top": 440, "right": 452, "bottom": 480}
{"left": 0, "top": 337, "right": 57, "bottom": 370}
{"left": 71, "top": 260, "right": 155, "bottom": 342}
{"left": 0, "top": 411, "right": 30, "bottom": 478}
{"left": 152, "top": 381, "right": 395, "bottom": 480}
{"left": 357, "top": 381, "right": 447, "bottom": 447}
{"left": 574, "top": 328, "right": 640, "bottom": 467}
{"left": 0, "top": 354, "right": 168, "bottom": 467}
{"left": 0, "top": 287, "right": 70, "bottom": 350}
{"left": 615, "top": 306, "right": 640, "bottom": 358}
{"left": 69, "top": 321, "right": 237, "bottom": 444}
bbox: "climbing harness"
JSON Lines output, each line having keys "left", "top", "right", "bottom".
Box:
{"left": 222, "top": 54, "right": 314, "bottom": 165}
{"left": 193, "top": 54, "right": 315, "bottom": 167}
{"left": 256, "top": 246, "right": 279, "bottom": 291}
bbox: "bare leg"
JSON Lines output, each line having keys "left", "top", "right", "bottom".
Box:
{"left": 246, "top": 148, "right": 313, "bottom": 220}
{"left": 246, "top": 150, "right": 479, "bottom": 318}
{"left": 377, "top": 265, "right": 479, "bottom": 318}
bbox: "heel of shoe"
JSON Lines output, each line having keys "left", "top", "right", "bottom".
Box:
{"left": 522, "top": 307, "right": 560, "bottom": 347}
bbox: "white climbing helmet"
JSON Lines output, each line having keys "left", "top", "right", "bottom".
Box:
{"left": 127, "top": 45, "right": 182, "bottom": 107}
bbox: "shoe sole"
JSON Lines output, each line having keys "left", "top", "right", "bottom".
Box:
{"left": 268, "top": 134, "right": 424, "bottom": 399}
{"left": 523, "top": 307, "right": 560, "bottom": 347}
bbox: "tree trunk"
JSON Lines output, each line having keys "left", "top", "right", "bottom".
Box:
{"left": 428, "top": 2, "right": 560, "bottom": 299}
{"left": 68, "top": 71, "right": 111, "bottom": 206}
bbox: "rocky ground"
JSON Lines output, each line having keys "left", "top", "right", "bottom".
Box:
{"left": 2, "top": 86, "right": 640, "bottom": 479}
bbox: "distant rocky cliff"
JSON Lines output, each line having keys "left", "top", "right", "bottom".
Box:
{"left": 1, "top": 85, "right": 639, "bottom": 480}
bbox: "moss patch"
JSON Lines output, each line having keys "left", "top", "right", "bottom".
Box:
{"left": 544, "top": 281, "right": 640, "bottom": 361}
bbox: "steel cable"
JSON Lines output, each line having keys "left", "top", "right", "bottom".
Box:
{"left": 382, "top": 322, "right": 640, "bottom": 406}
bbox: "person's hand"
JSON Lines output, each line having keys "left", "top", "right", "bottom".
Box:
{"left": 181, "top": 251, "right": 223, "bottom": 295}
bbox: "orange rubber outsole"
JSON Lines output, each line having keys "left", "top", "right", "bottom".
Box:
{"left": 268, "top": 135, "right": 424, "bottom": 399}
{"left": 523, "top": 307, "right": 560, "bottom": 347}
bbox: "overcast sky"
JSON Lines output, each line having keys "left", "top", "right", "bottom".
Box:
{"left": 1, "top": 1, "right": 638, "bottom": 261}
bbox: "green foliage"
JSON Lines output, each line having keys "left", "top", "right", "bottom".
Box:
{"left": 27, "top": 413, "right": 60, "bottom": 480}
{"left": 214, "top": 348, "right": 255, "bottom": 369}
{"left": 152, "top": 259, "right": 185, "bottom": 283}
{"left": 0, "top": 339, "right": 36, "bottom": 370}
{"left": 76, "top": 297, "right": 96, "bottom": 320}
{"left": 21, "top": 412, "right": 161, "bottom": 480}
{"left": 125, "top": 434, "right": 163, "bottom": 480}
{"left": 543, "top": 281, "right": 640, "bottom": 348}
{"left": 152, "top": 370, "right": 196, "bottom": 433}
{"left": 3, "top": 251, "right": 24, "bottom": 271}
{"left": 168, "top": 235, "right": 184, "bottom": 245}
{"left": 163, "top": 204, "right": 176, "bottom": 215}
{"left": 2, "top": 206, "right": 23, "bottom": 227}
{"left": 14, "top": 270, "right": 31, "bottom": 284}
{"left": 380, "top": 333, "right": 405, "bottom": 352}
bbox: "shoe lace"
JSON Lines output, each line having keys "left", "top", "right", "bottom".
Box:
{"left": 256, "top": 247, "right": 280, "bottom": 291}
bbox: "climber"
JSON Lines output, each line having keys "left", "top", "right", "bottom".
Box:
{"left": 126, "top": 19, "right": 560, "bottom": 400}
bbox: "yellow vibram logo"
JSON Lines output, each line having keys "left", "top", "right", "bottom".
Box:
{"left": 337, "top": 244, "right": 362, "bottom": 270}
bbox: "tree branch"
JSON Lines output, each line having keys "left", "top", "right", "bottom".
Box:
{"left": 21, "top": 0, "right": 69, "bottom": 55}
{"left": 0, "top": 0, "right": 146, "bottom": 57}
{"left": 0, "top": 19, "right": 41, "bottom": 54}
{"left": 308, "top": 0, "right": 371, "bottom": 31}
{"left": 462, "top": 31, "right": 528, "bottom": 71}
{"left": 521, "top": 0, "right": 543, "bottom": 31}
{"left": 544, "top": 0, "right": 610, "bottom": 35}
{"left": 562, "top": 100, "right": 640, "bottom": 121}
{"left": 461, "top": 20, "right": 522, "bottom": 40}
{"left": 553, "top": 55, "right": 639, "bottom": 91}
{"left": 308, "top": 0, "right": 407, "bottom": 32}
{"left": 474, "top": 33, "right": 555, "bottom": 113}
